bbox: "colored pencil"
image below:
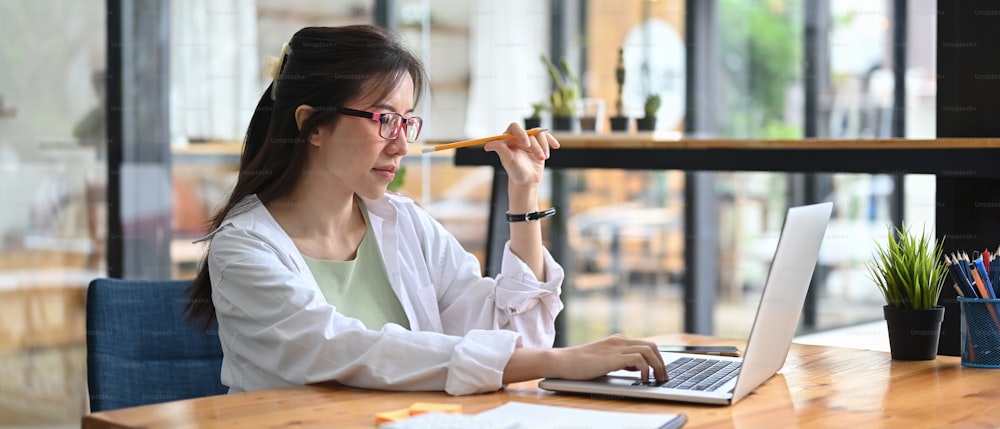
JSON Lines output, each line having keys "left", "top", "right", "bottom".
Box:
{"left": 421, "top": 128, "right": 548, "bottom": 153}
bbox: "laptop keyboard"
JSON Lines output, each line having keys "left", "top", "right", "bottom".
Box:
{"left": 633, "top": 357, "right": 742, "bottom": 391}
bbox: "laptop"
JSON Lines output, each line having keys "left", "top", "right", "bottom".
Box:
{"left": 539, "top": 202, "right": 833, "bottom": 405}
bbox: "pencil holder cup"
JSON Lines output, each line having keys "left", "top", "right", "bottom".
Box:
{"left": 958, "top": 297, "right": 1000, "bottom": 368}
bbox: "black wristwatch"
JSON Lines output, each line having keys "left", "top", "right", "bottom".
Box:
{"left": 505, "top": 207, "right": 557, "bottom": 222}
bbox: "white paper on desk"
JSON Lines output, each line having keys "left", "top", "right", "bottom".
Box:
{"left": 475, "top": 401, "right": 686, "bottom": 429}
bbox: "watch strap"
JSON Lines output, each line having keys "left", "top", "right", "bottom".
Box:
{"left": 505, "top": 207, "right": 557, "bottom": 222}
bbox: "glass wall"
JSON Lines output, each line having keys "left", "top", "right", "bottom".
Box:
{"left": 0, "top": 0, "right": 106, "bottom": 426}
{"left": 705, "top": 0, "right": 806, "bottom": 337}
{"left": 558, "top": 0, "right": 807, "bottom": 343}
{"left": 559, "top": 0, "right": 688, "bottom": 344}
{"left": 799, "top": 0, "right": 937, "bottom": 332}
{"left": 805, "top": 0, "right": 936, "bottom": 331}
{"left": 712, "top": 0, "right": 937, "bottom": 337}
{"left": 560, "top": 0, "right": 938, "bottom": 343}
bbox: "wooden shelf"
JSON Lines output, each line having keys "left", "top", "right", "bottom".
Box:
{"left": 546, "top": 133, "right": 1000, "bottom": 149}
{"left": 455, "top": 135, "right": 1000, "bottom": 178}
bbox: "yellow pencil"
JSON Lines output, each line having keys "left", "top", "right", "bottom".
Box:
{"left": 421, "top": 128, "right": 548, "bottom": 154}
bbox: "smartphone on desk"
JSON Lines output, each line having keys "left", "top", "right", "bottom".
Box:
{"left": 658, "top": 345, "right": 741, "bottom": 357}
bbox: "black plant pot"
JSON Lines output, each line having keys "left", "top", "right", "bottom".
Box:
{"left": 552, "top": 116, "right": 575, "bottom": 132}
{"left": 579, "top": 116, "right": 597, "bottom": 132}
{"left": 609, "top": 116, "right": 630, "bottom": 132}
{"left": 884, "top": 305, "right": 944, "bottom": 360}
{"left": 636, "top": 116, "right": 657, "bottom": 131}
{"left": 523, "top": 117, "right": 541, "bottom": 130}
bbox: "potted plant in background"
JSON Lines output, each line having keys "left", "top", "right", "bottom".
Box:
{"left": 524, "top": 102, "right": 546, "bottom": 130}
{"left": 636, "top": 94, "right": 660, "bottom": 131}
{"left": 541, "top": 55, "right": 580, "bottom": 132}
{"left": 609, "top": 48, "right": 630, "bottom": 132}
{"left": 867, "top": 223, "right": 948, "bottom": 360}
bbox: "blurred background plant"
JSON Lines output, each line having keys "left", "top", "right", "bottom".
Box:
{"left": 529, "top": 101, "right": 547, "bottom": 119}
{"left": 615, "top": 48, "right": 626, "bottom": 117}
{"left": 643, "top": 94, "right": 661, "bottom": 118}
{"left": 541, "top": 54, "right": 581, "bottom": 118}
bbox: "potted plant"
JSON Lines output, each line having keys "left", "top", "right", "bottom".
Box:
{"left": 867, "top": 223, "right": 948, "bottom": 360}
{"left": 636, "top": 94, "right": 660, "bottom": 131}
{"left": 541, "top": 55, "right": 580, "bottom": 131}
{"left": 609, "top": 48, "right": 630, "bottom": 132}
{"left": 524, "top": 102, "right": 546, "bottom": 130}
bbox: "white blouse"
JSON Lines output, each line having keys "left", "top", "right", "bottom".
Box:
{"left": 201, "top": 193, "right": 564, "bottom": 395}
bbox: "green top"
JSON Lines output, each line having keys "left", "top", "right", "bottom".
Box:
{"left": 301, "top": 208, "right": 410, "bottom": 330}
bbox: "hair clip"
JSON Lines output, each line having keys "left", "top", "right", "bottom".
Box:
{"left": 263, "top": 42, "right": 291, "bottom": 100}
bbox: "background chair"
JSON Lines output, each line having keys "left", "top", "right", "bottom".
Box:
{"left": 86, "top": 278, "right": 227, "bottom": 412}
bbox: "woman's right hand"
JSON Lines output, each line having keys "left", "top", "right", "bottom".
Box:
{"left": 553, "top": 334, "right": 668, "bottom": 384}
{"left": 503, "top": 334, "right": 668, "bottom": 385}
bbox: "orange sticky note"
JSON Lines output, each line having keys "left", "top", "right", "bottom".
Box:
{"left": 374, "top": 408, "right": 412, "bottom": 425}
{"left": 407, "top": 402, "right": 463, "bottom": 416}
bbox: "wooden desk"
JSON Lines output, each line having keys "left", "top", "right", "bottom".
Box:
{"left": 454, "top": 135, "right": 1000, "bottom": 351}
{"left": 82, "top": 334, "right": 1000, "bottom": 429}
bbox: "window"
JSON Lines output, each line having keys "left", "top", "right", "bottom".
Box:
{"left": 0, "top": 0, "right": 105, "bottom": 425}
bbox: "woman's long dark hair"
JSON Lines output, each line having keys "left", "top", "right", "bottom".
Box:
{"left": 185, "top": 25, "right": 427, "bottom": 330}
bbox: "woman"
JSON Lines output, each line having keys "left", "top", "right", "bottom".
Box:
{"left": 185, "top": 25, "right": 666, "bottom": 396}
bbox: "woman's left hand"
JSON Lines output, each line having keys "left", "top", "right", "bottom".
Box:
{"left": 483, "top": 122, "right": 560, "bottom": 188}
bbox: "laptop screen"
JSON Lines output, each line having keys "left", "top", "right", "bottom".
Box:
{"left": 731, "top": 202, "right": 832, "bottom": 402}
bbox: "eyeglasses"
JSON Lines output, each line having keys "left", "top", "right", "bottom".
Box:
{"left": 335, "top": 107, "right": 423, "bottom": 143}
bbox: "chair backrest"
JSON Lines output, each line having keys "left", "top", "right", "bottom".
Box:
{"left": 86, "top": 278, "right": 227, "bottom": 412}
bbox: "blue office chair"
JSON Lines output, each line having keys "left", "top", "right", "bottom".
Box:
{"left": 86, "top": 278, "right": 228, "bottom": 411}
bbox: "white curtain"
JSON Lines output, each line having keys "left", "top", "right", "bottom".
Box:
{"left": 170, "top": 0, "right": 260, "bottom": 145}
{"left": 464, "top": 0, "right": 549, "bottom": 137}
